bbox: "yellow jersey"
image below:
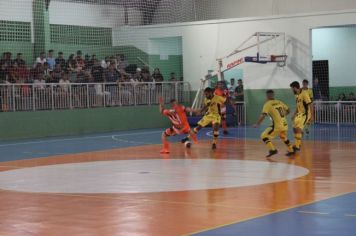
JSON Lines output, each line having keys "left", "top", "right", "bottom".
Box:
{"left": 295, "top": 89, "right": 312, "bottom": 116}
{"left": 262, "top": 99, "right": 289, "bottom": 129}
{"left": 204, "top": 95, "right": 226, "bottom": 116}
{"left": 303, "top": 88, "right": 313, "bottom": 101}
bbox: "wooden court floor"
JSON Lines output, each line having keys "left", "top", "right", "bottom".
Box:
{"left": 0, "top": 129, "right": 355, "bottom": 236}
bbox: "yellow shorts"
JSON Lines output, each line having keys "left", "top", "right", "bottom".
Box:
{"left": 261, "top": 126, "right": 288, "bottom": 140}
{"left": 198, "top": 114, "right": 221, "bottom": 127}
{"left": 293, "top": 114, "right": 308, "bottom": 130}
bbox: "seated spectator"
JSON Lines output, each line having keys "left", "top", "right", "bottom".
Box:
{"left": 47, "top": 49, "right": 56, "bottom": 70}
{"left": 67, "top": 54, "right": 77, "bottom": 72}
{"left": 59, "top": 72, "right": 70, "bottom": 92}
{"left": 43, "top": 62, "right": 51, "bottom": 81}
{"left": 105, "top": 64, "right": 120, "bottom": 82}
{"left": 347, "top": 92, "right": 355, "bottom": 101}
{"left": 11, "top": 62, "right": 30, "bottom": 83}
{"left": 152, "top": 68, "right": 164, "bottom": 82}
{"left": 35, "top": 52, "right": 46, "bottom": 67}
{"left": 14, "top": 53, "right": 26, "bottom": 66}
{"left": 51, "top": 64, "right": 63, "bottom": 83}
{"left": 55, "top": 52, "right": 66, "bottom": 69}
{"left": 33, "top": 72, "right": 46, "bottom": 90}
{"left": 338, "top": 93, "right": 346, "bottom": 101}
{"left": 169, "top": 72, "right": 177, "bottom": 82}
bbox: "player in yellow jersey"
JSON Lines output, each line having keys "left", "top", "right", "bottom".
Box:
{"left": 253, "top": 90, "right": 295, "bottom": 157}
{"left": 290, "top": 81, "right": 313, "bottom": 152}
{"left": 302, "top": 79, "right": 313, "bottom": 134}
{"left": 183, "top": 87, "right": 226, "bottom": 150}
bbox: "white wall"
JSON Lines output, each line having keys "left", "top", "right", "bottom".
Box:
{"left": 49, "top": 1, "right": 142, "bottom": 27}
{"left": 312, "top": 26, "right": 356, "bottom": 87}
{"left": 149, "top": 37, "right": 182, "bottom": 55}
{"left": 0, "top": 0, "right": 33, "bottom": 22}
{"left": 195, "top": 0, "right": 356, "bottom": 21}
{"left": 152, "top": 0, "right": 196, "bottom": 24}
{"left": 114, "top": 10, "right": 356, "bottom": 90}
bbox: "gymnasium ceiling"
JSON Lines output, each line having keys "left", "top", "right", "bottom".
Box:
{"left": 54, "top": 0, "right": 162, "bottom": 24}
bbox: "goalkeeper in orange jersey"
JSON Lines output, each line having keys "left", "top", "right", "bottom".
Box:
{"left": 159, "top": 97, "right": 197, "bottom": 154}
{"left": 214, "top": 80, "right": 231, "bottom": 134}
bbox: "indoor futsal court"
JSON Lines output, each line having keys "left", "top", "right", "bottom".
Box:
{"left": 1, "top": 0, "right": 356, "bottom": 236}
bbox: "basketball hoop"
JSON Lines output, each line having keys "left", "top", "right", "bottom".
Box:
{"left": 271, "top": 55, "right": 287, "bottom": 67}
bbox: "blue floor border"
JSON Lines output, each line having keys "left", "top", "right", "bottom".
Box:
{"left": 192, "top": 192, "right": 356, "bottom": 236}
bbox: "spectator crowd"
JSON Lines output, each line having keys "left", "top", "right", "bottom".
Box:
{"left": 0, "top": 50, "right": 180, "bottom": 86}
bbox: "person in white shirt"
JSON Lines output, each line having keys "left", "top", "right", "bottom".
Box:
{"left": 59, "top": 72, "right": 71, "bottom": 92}
{"left": 34, "top": 52, "right": 47, "bottom": 68}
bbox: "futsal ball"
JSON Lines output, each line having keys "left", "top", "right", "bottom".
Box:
{"left": 184, "top": 141, "right": 192, "bottom": 148}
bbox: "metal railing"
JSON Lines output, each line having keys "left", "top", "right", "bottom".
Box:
{"left": 314, "top": 101, "right": 356, "bottom": 125}
{"left": 0, "top": 82, "right": 191, "bottom": 112}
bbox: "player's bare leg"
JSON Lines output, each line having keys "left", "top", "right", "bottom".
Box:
{"left": 182, "top": 126, "right": 200, "bottom": 144}
{"left": 160, "top": 128, "right": 173, "bottom": 154}
{"left": 279, "top": 132, "right": 295, "bottom": 156}
{"left": 293, "top": 127, "right": 303, "bottom": 152}
{"left": 221, "top": 114, "right": 228, "bottom": 135}
{"left": 212, "top": 123, "right": 220, "bottom": 150}
{"left": 261, "top": 131, "right": 278, "bottom": 157}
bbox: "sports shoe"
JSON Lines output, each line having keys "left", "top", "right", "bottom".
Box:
{"left": 160, "top": 149, "right": 170, "bottom": 154}
{"left": 212, "top": 143, "right": 217, "bottom": 150}
{"left": 266, "top": 150, "right": 278, "bottom": 157}
{"left": 293, "top": 146, "right": 300, "bottom": 152}
{"left": 181, "top": 137, "right": 189, "bottom": 143}
{"left": 285, "top": 151, "right": 295, "bottom": 157}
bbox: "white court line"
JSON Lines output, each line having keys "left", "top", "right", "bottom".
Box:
{"left": 298, "top": 211, "right": 329, "bottom": 215}
{"left": 0, "top": 130, "right": 162, "bottom": 148}
{"left": 206, "top": 130, "right": 239, "bottom": 139}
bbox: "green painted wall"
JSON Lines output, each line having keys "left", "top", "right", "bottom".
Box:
{"left": 148, "top": 55, "right": 183, "bottom": 80}
{"left": 329, "top": 86, "right": 356, "bottom": 100}
{"left": 245, "top": 89, "right": 296, "bottom": 125}
{"left": 0, "top": 106, "right": 169, "bottom": 141}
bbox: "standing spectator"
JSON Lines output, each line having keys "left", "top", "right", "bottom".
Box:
{"left": 55, "top": 52, "right": 66, "bottom": 69}
{"left": 169, "top": 72, "right": 177, "bottom": 82}
{"left": 105, "top": 64, "right": 120, "bottom": 82}
{"left": 234, "top": 79, "right": 244, "bottom": 102}
{"left": 47, "top": 49, "right": 56, "bottom": 70}
{"left": 347, "top": 92, "right": 355, "bottom": 101}
{"left": 75, "top": 50, "right": 85, "bottom": 70}
{"left": 14, "top": 53, "right": 26, "bottom": 66}
{"left": 228, "top": 78, "right": 237, "bottom": 97}
{"left": 133, "top": 68, "right": 143, "bottom": 82}
{"left": 338, "top": 93, "right": 346, "bottom": 101}
{"left": 152, "top": 68, "right": 164, "bottom": 82}
{"left": 117, "top": 54, "right": 128, "bottom": 71}
{"left": 2, "top": 52, "right": 13, "bottom": 66}
{"left": 86, "top": 54, "right": 96, "bottom": 69}
{"left": 92, "top": 60, "right": 104, "bottom": 82}
{"left": 313, "top": 78, "right": 322, "bottom": 101}
{"left": 35, "top": 52, "right": 46, "bottom": 67}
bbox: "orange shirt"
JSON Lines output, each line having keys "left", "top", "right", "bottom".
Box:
{"left": 163, "top": 105, "right": 190, "bottom": 130}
